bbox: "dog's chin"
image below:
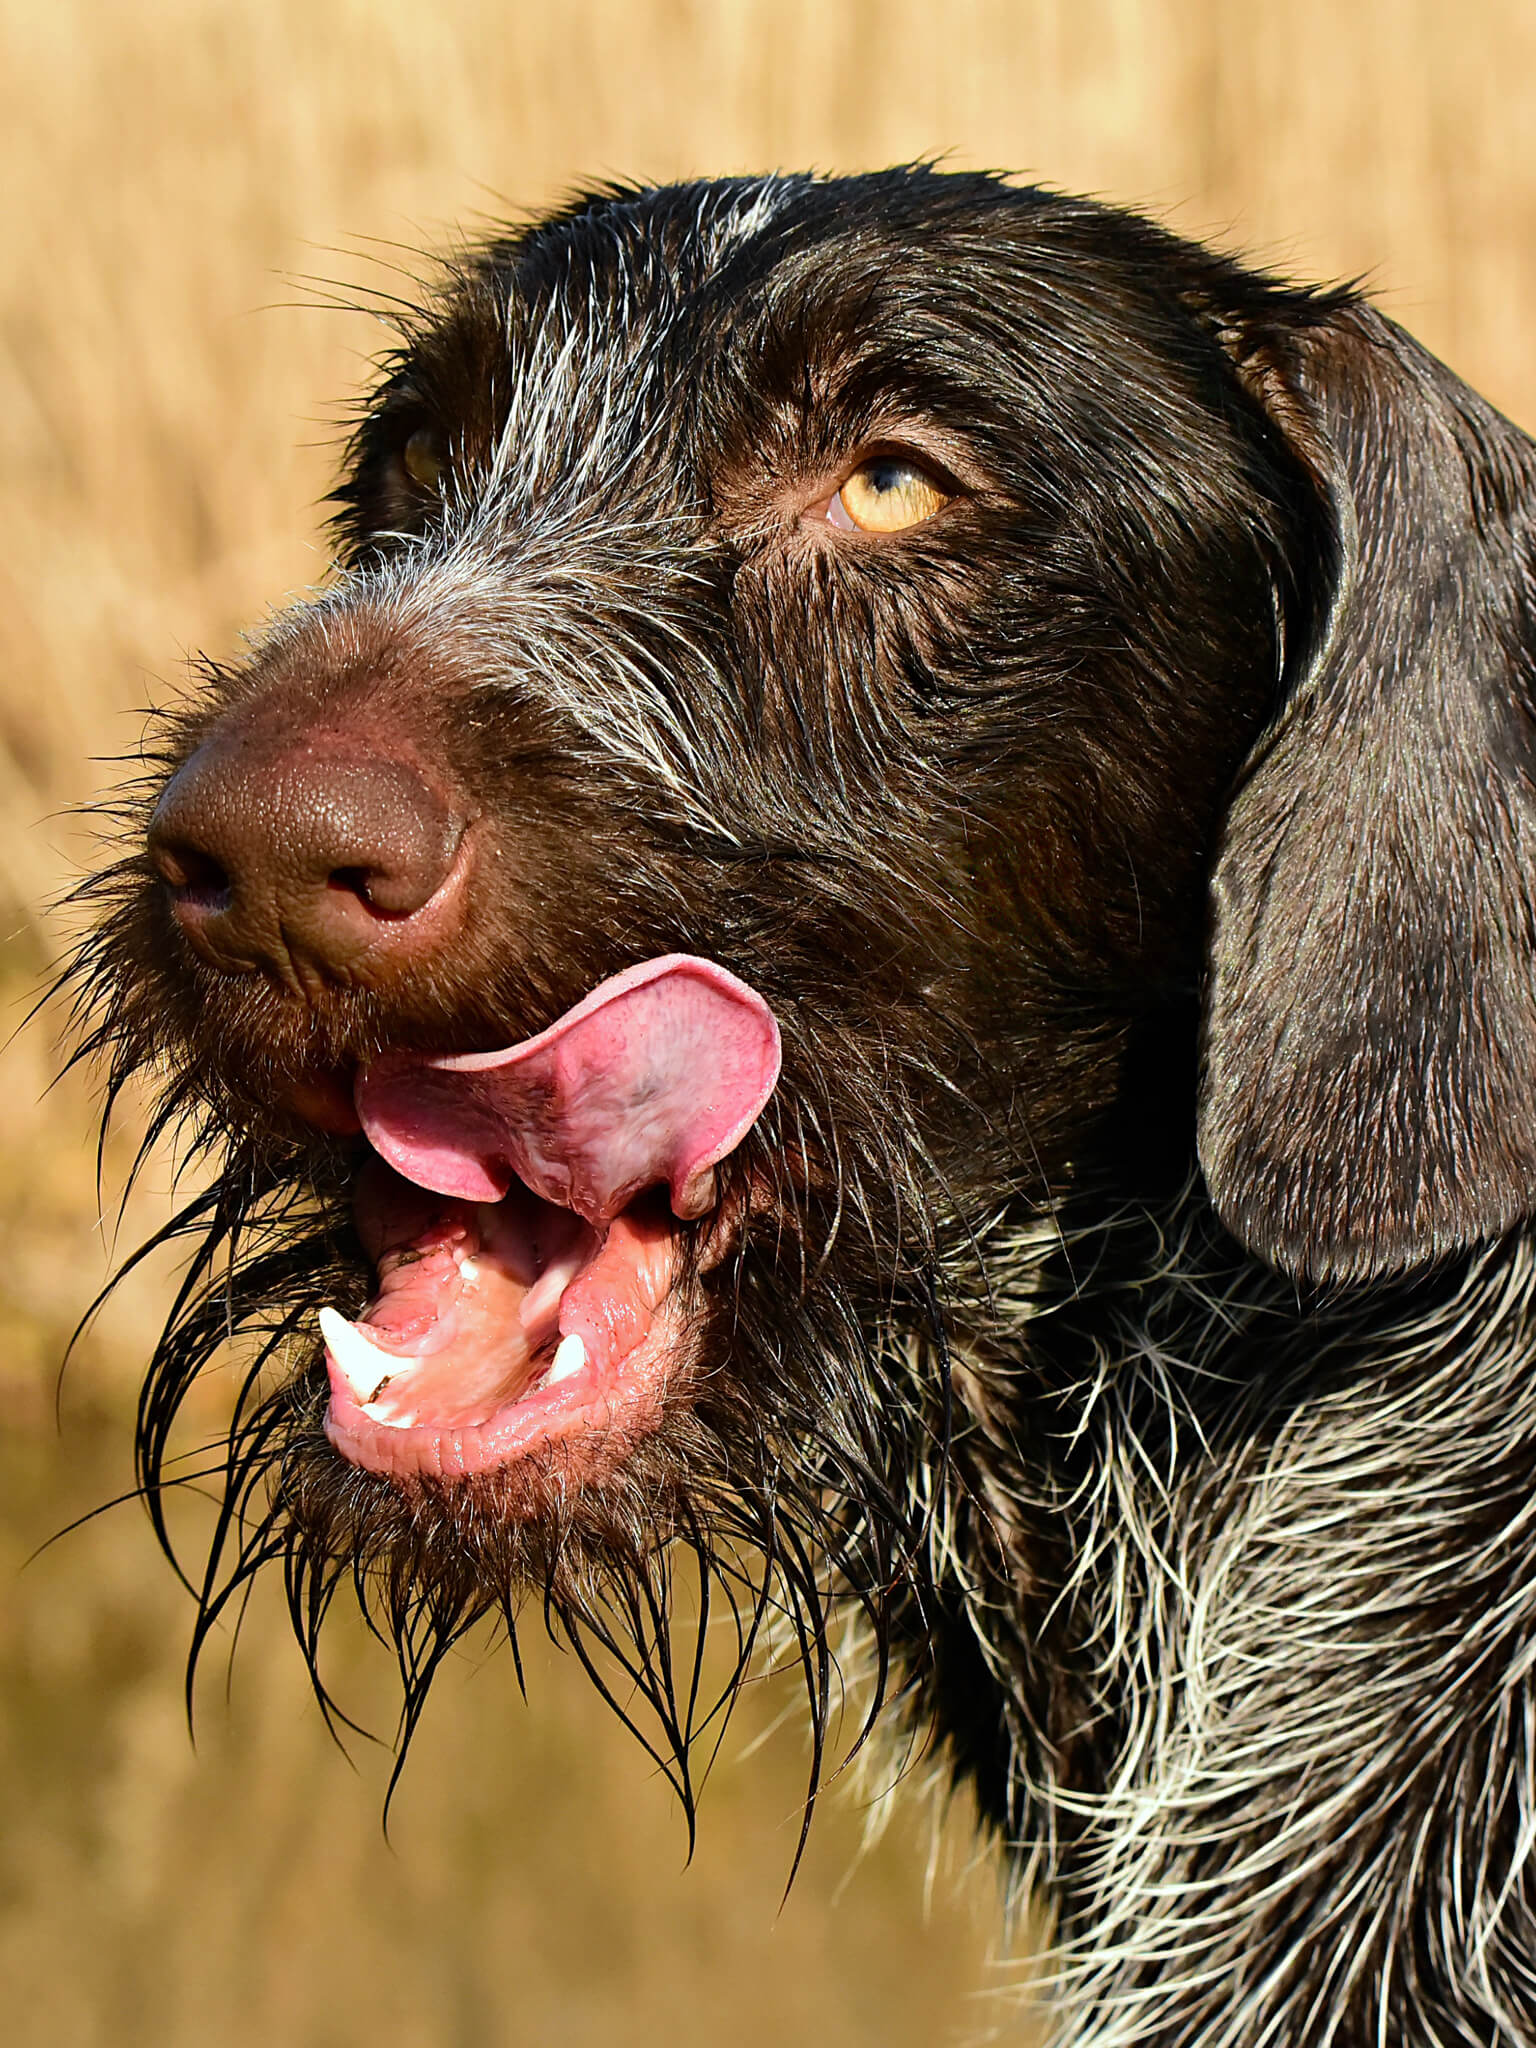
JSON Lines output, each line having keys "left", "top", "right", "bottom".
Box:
{"left": 282, "top": 1352, "right": 727, "bottom": 1608}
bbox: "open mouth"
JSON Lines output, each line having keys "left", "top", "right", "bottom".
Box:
{"left": 319, "top": 956, "right": 781, "bottom": 1482}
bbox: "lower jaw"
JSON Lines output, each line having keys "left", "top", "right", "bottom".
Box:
{"left": 322, "top": 1313, "right": 680, "bottom": 1484}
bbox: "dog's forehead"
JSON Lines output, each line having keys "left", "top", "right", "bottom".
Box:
{"left": 480, "top": 175, "right": 1037, "bottom": 405}
{"left": 424, "top": 176, "right": 1229, "bottom": 478}
{"left": 547, "top": 175, "right": 810, "bottom": 290}
{"left": 465, "top": 179, "right": 894, "bottom": 440}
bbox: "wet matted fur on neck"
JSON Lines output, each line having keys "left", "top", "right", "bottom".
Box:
{"left": 64, "top": 168, "right": 1536, "bottom": 2044}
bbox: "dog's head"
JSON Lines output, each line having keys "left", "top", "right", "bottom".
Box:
{"left": 73, "top": 168, "right": 1536, "bottom": 1775}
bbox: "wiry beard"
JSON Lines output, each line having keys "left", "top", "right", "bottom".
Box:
{"left": 57, "top": 819, "right": 971, "bottom": 1861}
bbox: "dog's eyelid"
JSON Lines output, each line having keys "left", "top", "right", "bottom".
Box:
{"left": 850, "top": 437, "right": 963, "bottom": 485}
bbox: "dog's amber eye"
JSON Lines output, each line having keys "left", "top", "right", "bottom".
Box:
{"left": 829, "top": 457, "right": 949, "bottom": 534}
{"left": 402, "top": 427, "right": 445, "bottom": 492}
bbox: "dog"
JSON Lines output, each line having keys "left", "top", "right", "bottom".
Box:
{"left": 70, "top": 167, "right": 1536, "bottom": 2044}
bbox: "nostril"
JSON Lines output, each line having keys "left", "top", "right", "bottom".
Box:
{"left": 151, "top": 839, "right": 232, "bottom": 911}
{"left": 328, "top": 865, "right": 376, "bottom": 905}
{"left": 325, "top": 862, "right": 453, "bottom": 916}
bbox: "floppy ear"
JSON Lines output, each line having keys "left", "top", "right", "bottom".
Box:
{"left": 1198, "top": 302, "right": 1536, "bottom": 1283}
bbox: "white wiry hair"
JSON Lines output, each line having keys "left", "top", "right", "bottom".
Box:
{"left": 919, "top": 1190, "right": 1536, "bottom": 2044}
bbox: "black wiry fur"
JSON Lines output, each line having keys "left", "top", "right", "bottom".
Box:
{"left": 65, "top": 169, "right": 1536, "bottom": 2043}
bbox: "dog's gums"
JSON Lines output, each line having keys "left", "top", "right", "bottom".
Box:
{"left": 320, "top": 953, "right": 781, "bottom": 1478}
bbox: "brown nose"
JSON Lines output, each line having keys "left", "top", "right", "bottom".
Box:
{"left": 148, "top": 721, "right": 468, "bottom": 987}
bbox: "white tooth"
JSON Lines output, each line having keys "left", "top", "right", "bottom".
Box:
{"left": 319, "top": 1306, "right": 404, "bottom": 1405}
{"left": 546, "top": 1332, "right": 587, "bottom": 1386}
{"left": 674, "top": 1166, "right": 717, "bottom": 1220}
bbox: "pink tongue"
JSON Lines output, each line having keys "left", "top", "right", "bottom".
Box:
{"left": 354, "top": 955, "right": 781, "bottom": 1226}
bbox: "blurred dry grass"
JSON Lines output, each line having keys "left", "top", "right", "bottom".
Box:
{"left": 2, "top": 2, "right": 1534, "bottom": 2042}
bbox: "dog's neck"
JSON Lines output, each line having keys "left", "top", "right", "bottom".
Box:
{"left": 919, "top": 1164, "right": 1536, "bottom": 1862}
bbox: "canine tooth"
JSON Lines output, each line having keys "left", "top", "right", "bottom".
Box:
{"left": 547, "top": 1332, "right": 587, "bottom": 1386}
{"left": 319, "top": 1306, "right": 404, "bottom": 1405}
{"left": 674, "top": 1166, "right": 717, "bottom": 1219}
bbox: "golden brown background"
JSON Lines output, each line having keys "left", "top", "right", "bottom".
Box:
{"left": 3, "top": 3, "right": 1533, "bottom": 2043}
